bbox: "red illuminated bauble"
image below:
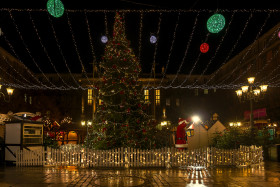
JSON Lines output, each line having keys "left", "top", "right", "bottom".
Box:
{"left": 200, "top": 43, "right": 209, "bottom": 53}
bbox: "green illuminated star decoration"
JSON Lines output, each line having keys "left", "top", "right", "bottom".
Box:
{"left": 47, "top": 0, "right": 65, "bottom": 18}
{"left": 207, "top": 14, "right": 225, "bottom": 33}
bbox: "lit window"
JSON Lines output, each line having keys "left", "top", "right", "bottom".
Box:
{"left": 156, "top": 89, "right": 160, "bottom": 105}
{"left": 24, "top": 94, "right": 27, "bottom": 103}
{"left": 99, "top": 99, "right": 103, "bottom": 105}
{"left": 194, "top": 89, "right": 198, "bottom": 96}
{"left": 144, "top": 89, "right": 149, "bottom": 103}
{"left": 29, "top": 96, "right": 32, "bottom": 105}
{"left": 176, "top": 98, "right": 180, "bottom": 106}
{"left": 204, "top": 89, "right": 208, "bottom": 94}
{"left": 88, "top": 89, "right": 93, "bottom": 105}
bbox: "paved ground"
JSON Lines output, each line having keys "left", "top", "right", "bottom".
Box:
{"left": 0, "top": 162, "right": 280, "bottom": 186}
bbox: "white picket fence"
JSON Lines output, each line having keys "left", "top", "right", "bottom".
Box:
{"left": 16, "top": 145, "right": 263, "bottom": 168}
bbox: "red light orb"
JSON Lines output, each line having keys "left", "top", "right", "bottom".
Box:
{"left": 200, "top": 43, "right": 209, "bottom": 53}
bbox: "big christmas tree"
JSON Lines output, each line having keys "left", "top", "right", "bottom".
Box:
{"left": 87, "top": 12, "right": 156, "bottom": 150}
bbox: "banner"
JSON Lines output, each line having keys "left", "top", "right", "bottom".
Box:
{"left": 244, "top": 108, "right": 267, "bottom": 120}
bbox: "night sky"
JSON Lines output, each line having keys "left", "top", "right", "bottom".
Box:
{"left": 1, "top": 0, "right": 280, "bottom": 76}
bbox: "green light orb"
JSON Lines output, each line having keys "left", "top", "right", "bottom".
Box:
{"left": 47, "top": 0, "right": 64, "bottom": 18}
{"left": 207, "top": 14, "right": 225, "bottom": 33}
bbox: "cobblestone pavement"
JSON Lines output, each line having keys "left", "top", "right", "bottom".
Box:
{"left": 0, "top": 162, "right": 280, "bottom": 186}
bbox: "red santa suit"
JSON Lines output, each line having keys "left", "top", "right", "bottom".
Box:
{"left": 176, "top": 118, "right": 187, "bottom": 146}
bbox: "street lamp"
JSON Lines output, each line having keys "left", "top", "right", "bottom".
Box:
{"left": 81, "top": 120, "right": 92, "bottom": 146}
{"left": 229, "top": 121, "right": 242, "bottom": 127}
{"left": 0, "top": 84, "right": 14, "bottom": 102}
{"left": 192, "top": 115, "right": 201, "bottom": 124}
{"left": 235, "top": 77, "right": 268, "bottom": 130}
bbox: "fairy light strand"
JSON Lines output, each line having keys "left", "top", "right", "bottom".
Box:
{"left": 193, "top": 11, "right": 236, "bottom": 87}
{"left": 206, "top": 12, "right": 253, "bottom": 85}
{"left": 144, "top": 12, "right": 162, "bottom": 89}
{"left": 3, "top": 8, "right": 280, "bottom": 13}
{"left": 66, "top": 12, "right": 91, "bottom": 86}
{"left": 8, "top": 10, "right": 57, "bottom": 89}
{"left": 0, "top": 40, "right": 42, "bottom": 89}
{"left": 159, "top": 13, "right": 181, "bottom": 87}
{"left": 177, "top": 33, "right": 210, "bottom": 88}
{"left": 0, "top": 54, "right": 37, "bottom": 89}
{"left": 84, "top": 11, "right": 98, "bottom": 87}
{"left": 138, "top": 12, "right": 143, "bottom": 65}
{"left": 47, "top": 14, "right": 83, "bottom": 89}
{"left": 161, "top": 12, "right": 199, "bottom": 89}
{"left": 29, "top": 12, "right": 73, "bottom": 89}
{"left": 229, "top": 12, "right": 271, "bottom": 85}
{"left": 104, "top": 11, "right": 109, "bottom": 36}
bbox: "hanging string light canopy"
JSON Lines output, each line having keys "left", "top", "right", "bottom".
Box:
{"left": 207, "top": 13, "right": 225, "bottom": 33}
{"left": 47, "top": 0, "right": 65, "bottom": 18}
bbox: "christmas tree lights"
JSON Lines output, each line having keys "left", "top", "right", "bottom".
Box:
{"left": 88, "top": 12, "right": 156, "bottom": 150}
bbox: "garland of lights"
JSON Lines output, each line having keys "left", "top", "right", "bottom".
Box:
{"left": 84, "top": 11, "right": 98, "bottom": 85}
{"left": 29, "top": 12, "right": 73, "bottom": 89}
{"left": 4, "top": 9, "right": 280, "bottom": 13}
{"left": 227, "top": 13, "right": 271, "bottom": 85}
{"left": 257, "top": 51, "right": 279, "bottom": 84}
{"left": 1, "top": 9, "right": 280, "bottom": 91}
{"left": 138, "top": 12, "right": 143, "bottom": 65}
{"left": 47, "top": 14, "right": 83, "bottom": 89}
{"left": 144, "top": 13, "right": 162, "bottom": 89}
{"left": 0, "top": 49, "right": 42, "bottom": 89}
{"left": 163, "top": 13, "right": 199, "bottom": 89}
{"left": 9, "top": 11, "right": 58, "bottom": 89}
{"left": 65, "top": 12, "right": 92, "bottom": 86}
{"left": 176, "top": 33, "right": 210, "bottom": 88}
{"left": 206, "top": 13, "right": 253, "bottom": 85}
{"left": 193, "top": 12, "right": 235, "bottom": 87}
{"left": 2, "top": 31, "right": 48, "bottom": 89}
{"left": 0, "top": 55, "right": 36, "bottom": 89}
{"left": 159, "top": 13, "right": 181, "bottom": 87}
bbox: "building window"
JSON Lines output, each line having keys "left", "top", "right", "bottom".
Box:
{"left": 156, "top": 89, "right": 160, "bottom": 105}
{"left": 176, "top": 98, "right": 180, "bottom": 106}
{"left": 166, "top": 98, "right": 170, "bottom": 106}
{"left": 29, "top": 96, "right": 32, "bottom": 105}
{"left": 204, "top": 89, "right": 208, "bottom": 94}
{"left": 194, "top": 89, "right": 199, "bottom": 96}
{"left": 88, "top": 89, "right": 93, "bottom": 105}
{"left": 24, "top": 94, "right": 27, "bottom": 103}
{"left": 144, "top": 89, "right": 149, "bottom": 103}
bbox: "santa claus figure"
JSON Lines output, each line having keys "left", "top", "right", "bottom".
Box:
{"left": 176, "top": 118, "right": 192, "bottom": 149}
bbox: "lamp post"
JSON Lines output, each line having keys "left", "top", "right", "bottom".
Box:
{"left": 229, "top": 121, "right": 242, "bottom": 127}
{"left": 235, "top": 77, "right": 268, "bottom": 131}
{"left": 0, "top": 84, "right": 14, "bottom": 102}
{"left": 81, "top": 120, "right": 92, "bottom": 147}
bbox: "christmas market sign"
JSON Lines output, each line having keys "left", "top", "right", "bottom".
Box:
{"left": 47, "top": 0, "right": 65, "bottom": 18}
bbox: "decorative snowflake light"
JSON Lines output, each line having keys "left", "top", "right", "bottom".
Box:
{"left": 200, "top": 43, "right": 209, "bottom": 53}
{"left": 101, "top": 35, "right": 108, "bottom": 43}
{"left": 47, "top": 0, "right": 64, "bottom": 18}
{"left": 150, "top": 35, "right": 157, "bottom": 44}
{"left": 207, "top": 14, "right": 225, "bottom": 33}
